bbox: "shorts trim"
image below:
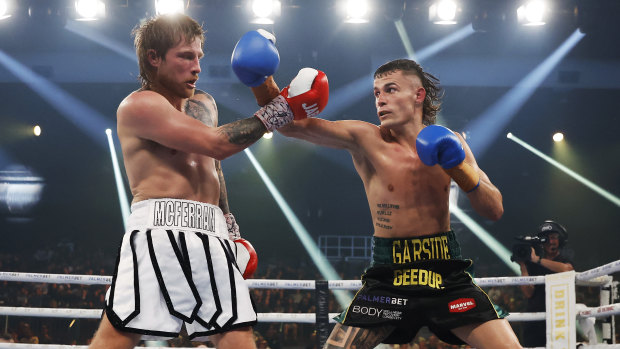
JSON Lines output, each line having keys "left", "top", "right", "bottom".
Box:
{"left": 188, "top": 320, "right": 258, "bottom": 340}
{"left": 107, "top": 230, "right": 140, "bottom": 326}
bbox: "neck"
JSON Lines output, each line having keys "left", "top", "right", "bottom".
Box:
{"left": 148, "top": 82, "right": 187, "bottom": 111}
{"left": 384, "top": 118, "right": 425, "bottom": 148}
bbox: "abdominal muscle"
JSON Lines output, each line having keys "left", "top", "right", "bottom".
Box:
{"left": 124, "top": 141, "right": 220, "bottom": 206}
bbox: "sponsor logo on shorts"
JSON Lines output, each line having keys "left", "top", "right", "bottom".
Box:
{"left": 357, "top": 294, "right": 409, "bottom": 306}
{"left": 393, "top": 268, "right": 444, "bottom": 289}
{"left": 153, "top": 200, "right": 216, "bottom": 232}
{"left": 352, "top": 306, "right": 402, "bottom": 320}
{"left": 448, "top": 298, "right": 476, "bottom": 313}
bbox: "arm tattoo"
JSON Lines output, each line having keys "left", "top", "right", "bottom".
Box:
{"left": 324, "top": 324, "right": 394, "bottom": 349}
{"left": 219, "top": 117, "right": 267, "bottom": 146}
{"left": 216, "top": 160, "right": 231, "bottom": 214}
{"left": 375, "top": 203, "right": 399, "bottom": 230}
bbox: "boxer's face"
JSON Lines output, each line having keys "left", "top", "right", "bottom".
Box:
{"left": 152, "top": 35, "right": 203, "bottom": 98}
{"left": 374, "top": 70, "right": 425, "bottom": 129}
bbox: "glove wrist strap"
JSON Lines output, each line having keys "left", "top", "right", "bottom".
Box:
{"left": 224, "top": 213, "right": 241, "bottom": 240}
{"left": 444, "top": 162, "right": 480, "bottom": 193}
{"left": 254, "top": 95, "right": 294, "bottom": 131}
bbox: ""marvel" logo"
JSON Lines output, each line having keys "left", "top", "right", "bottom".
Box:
{"left": 448, "top": 298, "right": 476, "bottom": 313}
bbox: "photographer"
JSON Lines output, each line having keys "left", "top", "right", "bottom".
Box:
{"left": 516, "top": 220, "right": 574, "bottom": 347}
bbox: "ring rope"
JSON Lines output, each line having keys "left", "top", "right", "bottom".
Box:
{"left": 2, "top": 305, "right": 617, "bottom": 322}
{"left": 1, "top": 268, "right": 615, "bottom": 289}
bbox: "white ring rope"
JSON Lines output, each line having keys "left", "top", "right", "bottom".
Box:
{"left": 2, "top": 258, "right": 617, "bottom": 289}
{"left": 0, "top": 307, "right": 340, "bottom": 323}
{"left": 1, "top": 304, "right": 617, "bottom": 322}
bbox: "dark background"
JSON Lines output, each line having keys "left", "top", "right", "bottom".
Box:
{"left": 0, "top": 0, "right": 618, "bottom": 276}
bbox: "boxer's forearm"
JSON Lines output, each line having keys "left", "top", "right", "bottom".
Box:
{"left": 251, "top": 76, "right": 280, "bottom": 106}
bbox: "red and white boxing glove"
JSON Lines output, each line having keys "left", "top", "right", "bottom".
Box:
{"left": 254, "top": 68, "right": 329, "bottom": 131}
{"left": 280, "top": 68, "right": 329, "bottom": 120}
{"left": 234, "top": 238, "right": 258, "bottom": 279}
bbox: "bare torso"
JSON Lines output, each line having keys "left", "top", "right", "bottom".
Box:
{"left": 118, "top": 90, "right": 221, "bottom": 205}
{"left": 350, "top": 123, "right": 452, "bottom": 238}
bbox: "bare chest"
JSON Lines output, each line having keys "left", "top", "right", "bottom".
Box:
{"left": 366, "top": 145, "right": 449, "bottom": 200}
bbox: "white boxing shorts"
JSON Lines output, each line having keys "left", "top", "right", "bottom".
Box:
{"left": 104, "top": 198, "right": 257, "bottom": 340}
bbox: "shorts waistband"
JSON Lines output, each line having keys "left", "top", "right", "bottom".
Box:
{"left": 128, "top": 198, "right": 228, "bottom": 239}
{"left": 371, "top": 231, "right": 462, "bottom": 265}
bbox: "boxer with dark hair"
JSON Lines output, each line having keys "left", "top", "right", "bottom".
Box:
{"left": 274, "top": 58, "right": 522, "bottom": 348}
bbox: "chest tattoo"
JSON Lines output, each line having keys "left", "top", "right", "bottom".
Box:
{"left": 185, "top": 99, "right": 215, "bottom": 127}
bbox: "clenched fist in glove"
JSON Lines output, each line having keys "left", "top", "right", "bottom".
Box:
{"left": 416, "top": 125, "right": 480, "bottom": 193}
{"left": 234, "top": 238, "right": 258, "bottom": 279}
{"left": 253, "top": 67, "right": 329, "bottom": 131}
{"left": 224, "top": 213, "right": 258, "bottom": 279}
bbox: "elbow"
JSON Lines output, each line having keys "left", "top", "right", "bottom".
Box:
{"left": 486, "top": 205, "right": 504, "bottom": 221}
{"left": 492, "top": 206, "right": 504, "bottom": 221}
{"left": 210, "top": 145, "right": 234, "bottom": 161}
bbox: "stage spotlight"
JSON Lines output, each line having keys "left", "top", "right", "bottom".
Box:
{"left": 342, "top": 0, "right": 370, "bottom": 23}
{"left": 249, "top": 0, "right": 280, "bottom": 24}
{"left": 429, "top": 0, "right": 458, "bottom": 25}
{"left": 155, "top": 0, "right": 184, "bottom": 15}
{"left": 33, "top": 125, "right": 41, "bottom": 136}
{"left": 0, "top": 0, "right": 12, "bottom": 20}
{"left": 75, "top": 0, "right": 105, "bottom": 21}
{"left": 553, "top": 132, "right": 564, "bottom": 142}
{"left": 0, "top": 165, "right": 45, "bottom": 218}
{"left": 517, "top": 0, "right": 547, "bottom": 26}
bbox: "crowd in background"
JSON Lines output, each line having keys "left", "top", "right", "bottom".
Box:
{"left": 0, "top": 241, "right": 612, "bottom": 348}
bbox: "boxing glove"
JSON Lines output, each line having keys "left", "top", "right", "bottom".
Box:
{"left": 416, "top": 125, "right": 480, "bottom": 192}
{"left": 254, "top": 68, "right": 329, "bottom": 130}
{"left": 280, "top": 68, "right": 329, "bottom": 120}
{"left": 231, "top": 29, "right": 280, "bottom": 87}
{"left": 234, "top": 238, "right": 258, "bottom": 279}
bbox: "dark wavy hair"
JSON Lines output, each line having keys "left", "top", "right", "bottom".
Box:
{"left": 133, "top": 14, "right": 205, "bottom": 88}
{"left": 374, "top": 59, "right": 442, "bottom": 125}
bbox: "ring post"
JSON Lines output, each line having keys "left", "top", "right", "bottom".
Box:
{"left": 316, "top": 280, "right": 330, "bottom": 347}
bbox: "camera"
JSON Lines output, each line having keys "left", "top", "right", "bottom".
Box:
{"left": 510, "top": 235, "right": 547, "bottom": 262}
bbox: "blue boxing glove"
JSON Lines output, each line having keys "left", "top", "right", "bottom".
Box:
{"left": 416, "top": 125, "right": 480, "bottom": 192}
{"left": 231, "top": 29, "right": 280, "bottom": 87}
{"left": 416, "top": 125, "right": 465, "bottom": 169}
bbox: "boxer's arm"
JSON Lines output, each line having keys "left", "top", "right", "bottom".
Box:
{"left": 279, "top": 118, "right": 369, "bottom": 151}
{"left": 118, "top": 90, "right": 267, "bottom": 160}
{"left": 456, "top": 133, "right": 504, "bottom": 221}
{"left": 251, "top": 76, "right": 280, "bottom": 107}
{"left": 216, "top": 160, "right": 231, "bottom": 214}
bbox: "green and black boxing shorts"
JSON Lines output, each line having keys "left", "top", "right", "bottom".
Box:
{"left": 335, "top": 231, "right": 504, "bottom": 345}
